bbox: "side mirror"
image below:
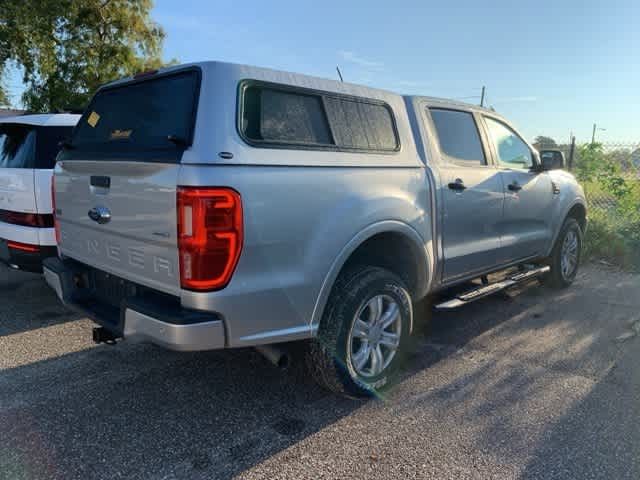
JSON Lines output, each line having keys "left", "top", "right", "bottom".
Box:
{"left": 539, "top": 150, "right": 565, "bottom": 170}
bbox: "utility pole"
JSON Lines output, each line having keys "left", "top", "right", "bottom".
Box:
{"left": 591, "top": 123, "right": 606, "bottom": 144}
{"left": 568, "top": 135, "right": 576, "bottom": 171}
{"left": 480, "top": 86, "right": 486, "bottom": 107}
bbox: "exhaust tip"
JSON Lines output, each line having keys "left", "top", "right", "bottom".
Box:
{"left": 276, "top": 353, "right": 290, "bottom": 370}
{"left": 255, "top": 345, "right": 290, "bottom": 370}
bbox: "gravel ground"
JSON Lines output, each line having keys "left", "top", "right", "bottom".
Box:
{"left": 1, "top": 262, "right": 639, "bottom": 479}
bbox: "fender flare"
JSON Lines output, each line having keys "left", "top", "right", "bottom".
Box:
{"left": 309, "top": 220, "right": 432, "bottom": 332}
{"left": 546, "top": 199, "right": 588, "bottom": 256}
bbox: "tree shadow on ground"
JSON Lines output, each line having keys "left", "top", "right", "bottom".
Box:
{"left": 395, "top": 266, "right": 640, "bottom": 479}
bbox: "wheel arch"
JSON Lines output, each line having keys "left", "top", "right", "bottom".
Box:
{"left": 546, "top": 199, "right": 587, "bottom": 257}
{"left": 566, "top": 202, "right": 587, "bottom": 232}
{"left": 310, "top": 221, "right": 433, "bottom": 332}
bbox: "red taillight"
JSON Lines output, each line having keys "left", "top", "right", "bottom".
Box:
{"left": 7, "top": 241, "right": 40, "bottom": 253}
{"left": 52, "top": 176, "right": 61, "bottom": 244}
{"left": 177, "top": 187, "right": 243, "bottom": 291}
{"left": 0, "top": 210, "right": 53, "bottom": 228}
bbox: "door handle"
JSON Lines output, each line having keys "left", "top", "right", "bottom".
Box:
{"left": 448, "top": 179, "right": 467, "bottom": 191}
{"left": 508, "top": 182, "right": 522, "bottom": 192}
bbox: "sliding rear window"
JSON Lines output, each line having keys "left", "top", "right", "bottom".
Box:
{"left": 239, "top": 82, "right": 399, "bottom": 153}
{"left": 0, "top": 124, "right": 73, "bottom": 169}
{"left": 68, "top": 69, "right": 200, "bottom": 162}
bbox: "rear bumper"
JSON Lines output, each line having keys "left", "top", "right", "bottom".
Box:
{"left": 42, "top": 257, "right": 226, "bottom": 351}
{"left": 0, "top": 238, "right": 57, "bottom": 272}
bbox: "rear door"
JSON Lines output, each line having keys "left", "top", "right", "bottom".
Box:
{"left": 0, "top": 123, "right": 75, "bottom": 248}
{"left": 55, "top": 68, "right": 201, "bottom": 296}
{"left": 482, "top": 115, "right": 554, "bottom": 263}
{"left": 425, "top": 107, "right": 505, "bottom": 282}
{"left": 0, "top": 125, "right": 38, "bottom": 214}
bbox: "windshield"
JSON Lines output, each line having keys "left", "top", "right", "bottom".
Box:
{"left": 69, "top": 69, "right": 200, "bottom": 161}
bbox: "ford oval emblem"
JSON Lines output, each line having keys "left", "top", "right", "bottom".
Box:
{"left": 88, "top": 206, "right": 111, "bottom": 224}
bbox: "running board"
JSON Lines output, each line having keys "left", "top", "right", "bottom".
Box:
{"left": 435, "top": 265, "right": 550, "bottom": 310}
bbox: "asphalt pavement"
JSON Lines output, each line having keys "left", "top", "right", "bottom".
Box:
{"left": 1, "top": 262, "right": 639, "bottom": 479}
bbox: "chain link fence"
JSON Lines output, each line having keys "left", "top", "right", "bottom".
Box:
{"left": 536, "top": 141, "right": 640, "bottom": 269}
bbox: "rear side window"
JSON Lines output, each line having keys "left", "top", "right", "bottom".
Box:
{"left": 240, "top": 83, "right": 399, "bottom": 152}
{"left": 0, "top": 124, "right": 36, "bottom": 168}
{"left": 429, "top": 109, "right": 486, "bottom": 165}
{"left": 0, "top": 124, "right": 74, "bottom": 169}
{"left": 249, "top": 88, "right": 332, "bottom": 145}
{"left": 68, "top": 69, "right": 200, "bottom": 161}
{"left": 324, "top": 97, "right": 398, "bottom": 150}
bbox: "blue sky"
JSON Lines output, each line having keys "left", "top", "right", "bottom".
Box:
{"left": 152, "top": 0, "right": 638, "bottom": 143}
{"left": 7, "top": 0, "right": 639, "bottom": 143}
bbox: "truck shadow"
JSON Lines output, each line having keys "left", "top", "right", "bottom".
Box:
{"left": 1, "top": 265, "right": 635, "bottom": 479}
{"left": 1, "top": 342, "right": 357, "bottom": 479}
{"left": 0, "top": 263, "right": 80, "bottom": 337}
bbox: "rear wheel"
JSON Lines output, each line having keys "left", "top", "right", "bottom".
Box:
{"left": 543, "top": 217, "right": 583, "bottom": 288}
{"left": 306, "top": 266, "right": 413, "bottom": 398}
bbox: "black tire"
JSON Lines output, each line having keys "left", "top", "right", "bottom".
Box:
{"left": 542, "top": 217, "right": 583, "bottom": 288}
{"left": 305, "top": 266, "right": 413, "bottom": 398}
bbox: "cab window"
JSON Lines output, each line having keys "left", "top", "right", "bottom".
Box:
{"left": 484, "top": 117, "right": 533, "bottom": 170}
{"left": 429, "top": 108, "right": 486, "bottom": 166}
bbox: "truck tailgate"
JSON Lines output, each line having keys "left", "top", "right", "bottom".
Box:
{"left": 55, "top": 160, "right": 181, "bottom": 296}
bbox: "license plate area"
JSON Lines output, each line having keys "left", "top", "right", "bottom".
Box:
{"left": 90, "top": 269, "right": 139, "bottom": 309}
{"left": 67, "top": 261, "right": 181, "bottom": 331}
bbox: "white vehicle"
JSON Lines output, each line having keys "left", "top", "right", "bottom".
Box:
{"left": 0, "top": 113, "right": 79, "bottom": 271}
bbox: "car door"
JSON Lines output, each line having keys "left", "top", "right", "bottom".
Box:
{"left": 0, "top": 125, "right": 38, "bottom": 215}
{"left": 482, "top": 115, "right": 554, "bottom": 263}
{"left": 425, "top": 107, "right": 505, "bottom": 282}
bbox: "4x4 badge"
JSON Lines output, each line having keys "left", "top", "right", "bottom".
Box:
{"left": 88, "top": 206, "right": 111, "bottom": 224}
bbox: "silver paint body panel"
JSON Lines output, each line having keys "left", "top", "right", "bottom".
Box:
{"left": 52, "top": 61, "right": 586, "bottom": 350}
{"left": 123, "top": 309, "right": 225, "bottom": 351}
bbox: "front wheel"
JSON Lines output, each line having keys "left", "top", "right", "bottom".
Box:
{"left": 543, "top": 217, "right": 583, "bottom": 288}
{"left": 305, "top": 266, "right": 413, "bottom": 398}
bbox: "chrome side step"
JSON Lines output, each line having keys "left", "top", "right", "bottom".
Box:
{"left": 435, "top": 265, "right": 550, "bottom": 310}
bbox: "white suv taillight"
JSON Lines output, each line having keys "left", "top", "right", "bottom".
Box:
{"left": 52, "top": 175, "right": 61, "bottom": 244}
{"left": 177, "top": 187, "right": 243, "bottom": 291}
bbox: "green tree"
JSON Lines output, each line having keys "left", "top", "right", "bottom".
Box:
{"left": 532, "top": 135, "right": 557, "bottom": 149}
{"left": 605, "top": 148, "right": 634, "bottom": 171}
{"left": 0, "top": 0, "right": 171, "bottom": 112}
{"left": 0, "top": 75, "right": 7, "bottom": 107}
{"left": 575, "top": 142, "right": 604, "bottom": 181}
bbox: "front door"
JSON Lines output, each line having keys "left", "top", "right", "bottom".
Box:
{"left": 426, "top": 108, "right": 505, "bottom": 282}
{"left": 483, "top": 116, "right": 554, "bottom": 263}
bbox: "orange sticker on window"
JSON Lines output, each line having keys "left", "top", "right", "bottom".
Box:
{"left": 87, "top": 111, "right": 100, "bottom": 127}
{"left": 110, "top": 129, "right": 132, "bottom": 140}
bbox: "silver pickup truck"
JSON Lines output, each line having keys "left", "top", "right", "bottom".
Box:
{"left": 43, "top": 61, "right": 587, "bottom": 397}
